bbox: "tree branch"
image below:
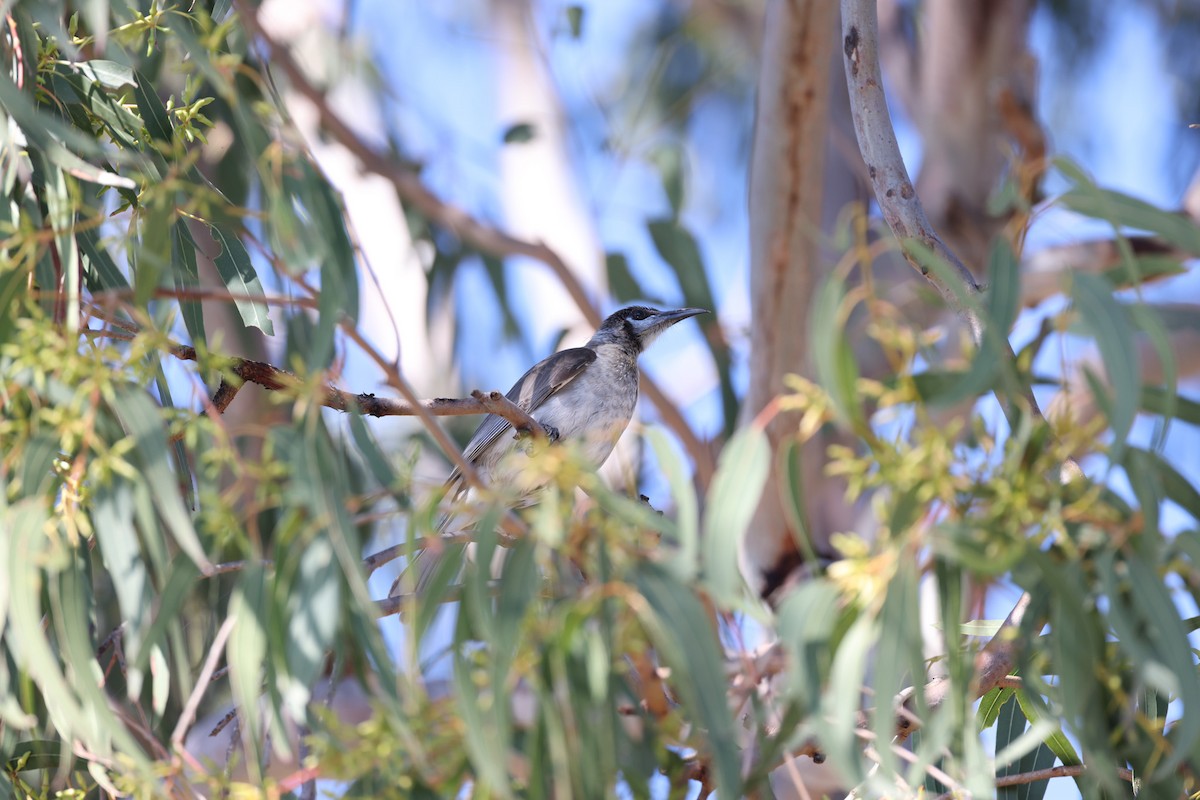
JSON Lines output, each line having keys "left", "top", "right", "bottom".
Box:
{"left": 231, "top": 0, "right": 716, "bottom": 487}
{"left": 840, "top": 0, "right": 984, "bottom": 337}
{"left": 170, "top": 344, "right": 546, "bottom": 436}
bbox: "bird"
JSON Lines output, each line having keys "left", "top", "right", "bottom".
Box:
{"left": 445, "top": 305, "right": 708, "bottom": 501}
{"left": 399, "top": 305, "right": 706, "bottom": 595}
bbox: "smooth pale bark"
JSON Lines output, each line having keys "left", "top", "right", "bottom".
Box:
{"left": 492, "top": 0, "right": 603, "bottom": 350}
{"left": 258, "top": 0, "right": 452, "bottom": 394}
{"left": 742, "top": 0, "right": 843, "bottom": 597}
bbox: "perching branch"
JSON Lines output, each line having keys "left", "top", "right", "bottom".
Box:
{"left": 169, "top": 344, "right": 546, "bottom": 437}
{"left": 840, "top": 0, "right": 984, "bottom": 339}
{"left": 231, "top": 0, "right": 716, "bottom": 487}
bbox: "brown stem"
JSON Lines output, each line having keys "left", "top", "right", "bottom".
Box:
{"left": 169, "top": 344, "right": 545, "bottom": 435}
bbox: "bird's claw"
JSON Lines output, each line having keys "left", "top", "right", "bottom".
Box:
{"left": 513, "top": 422, "right": 560, "bottom": 443}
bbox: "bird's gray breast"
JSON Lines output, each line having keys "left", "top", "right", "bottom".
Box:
{"left": 479, "top": 347, "right": 639, "bottom": 487}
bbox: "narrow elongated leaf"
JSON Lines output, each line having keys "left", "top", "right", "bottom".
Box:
{"left": 646, "top": 219, "right": 736, "bottom": 431}
{"left": 78, "top": 227, "right": 129, "bottom": 290}
{"left": 995, "top": 694, "right": 1058, "bottom": 800}
{"left": 1123, "top": 553, "right": 1200, "bottom": 773}
{"left": 645, "top": 427, "right": 697, "bottom": 580}
{"left": 1014, "top": 691, "right": 1080, "bottom": 768}
{"left": 93, "top": 479, "right": 152, "bottom": 694}
{"left": 1061, "top": 186, "right": 1200, "bottom": 256}
{"left": 778, "top": 438, "right": 823, "bottom": 570}
{"left": 210, "top": 225, "right": 274, "bottom": 335}
{"left": 1141, "top": 386, "right": 1200, "bottom": 426}
{"left": 810, "top": 276, "right": 863, "bottom": 427}
{"left": 6, "top": 503, "right": 89, "bottom": 745}
{"left": 75, "top": 60, "right": 135, "bottom": 90}
{"left": 134, "top": 70, "right": 173, "bottom": 144}
{"left": 775, "top": 580, "right": 841, "bottom": 709}
{"left": 171, "top": 221, "right": 205, "bottom": 346}
{"left": 977, "top": 686, "right": 1016, "bottom": 729}
{"left": 1071, "top": 273, "right": 1139, "bottom": 455}
{"left": 635, "top": 566, "right": 741, "bottom": 800}
{"left": 107, "top": 386, "right": 211, "bottom": 572}
{"left": 228, "top": 564, "right": 269, "bottom": 774}
{"left": 702, "top": 426, "right": 767, "bottom": 603}
{"left": 282, "top": 534, "right": 341, "bottom": 720}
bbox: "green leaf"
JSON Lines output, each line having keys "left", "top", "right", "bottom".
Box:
{"left": 702, "top": 426, "right": 768, "bottom": 603}
{"left": 777, "top": 438, "right": 821, "bottom": 570}
{"left": 283, "top": 532, "right": 341, "bottom": 720}
{"left": 501, "top": 122, "right": 537, "bottom": 144}
{"left": 1122, "top": 554, "right": 1200, "bottom": 774}
{"left": 452, "top": 570, "right": 513, "bottom": 799}
{"left": 775, "top": 580, "right": 841, "bottom": 710}
{"left": 810, "top": 275, "right": 863, "bottom": 427}
{"left": 648, "top": 145, "right": 685, "bottom": 217}
{"left": 93, "top": 479, "right": 153, "bottom": 694}
{"left": 822, "top": 613, "right": 876, "bottom": 786}
{"left": 1060, "top": 185, "right": 1200, "bottom": 256}
{"left": 645, "top": 428, "right": 697, "bottom": 580}
{"left": 1141, "top": 387, "right": 1200, "bottom": 426}
{"left": 171, "top": 220, "right": 205, "bottom": 346}
{"left": 977, "top": 686, "right": 1016, "bottom": 729}
{"left": 872, "top": 557, "right": 922, "bottom": 774}
{"left": 210, "top": 224, "right": 275, "bottom": 335}
{"left": 6, "top": 504, "right": 101, "bottom": 752}
{"left": 986, "top": 237, "right": 1020, "bottom": 342}
{"left": 229, "top": 564, "right": 269, "bottom": 775}
{"left": 606, "top": 251, "right": 652, "bottom": 304}
{"left": 647, "top": 218, "right": 737, "bottom": 431}
{"left": 75, "top": 60, "right": 136, "bottom": 90}
{"left": 1014, "top": 691, "right": 1080, "bottom": 768}
{"left": 107, "top": 386, "right": 211, "bottom": 572}
{"left": 78, "top": 227, "right": 130, "bottom": 291}
{"left": 134, "top": 69, "right": 173, "bottom": 144}
{"left": 1071, "top": 273, "right": 1139, "bottom": 456}
{"left": 635, "top": 565, "right": 741, "bottom": 799}
{"left": 493, "top": 537, "right": 537, "bottom": 668}
{"left": 0, "top": 263, "right": 26, "bottom": 343}
{"left": 1101, "top": 254, "right": 1186, "bottom": 288}
{"left": 995, "top": 694, "right": 1059, "bottom": 800}
{"left": 566, "top": 5, "right": 585, "bottom": 38}
{"left": 348, "top": 414, "right": 409, "bottom": 509}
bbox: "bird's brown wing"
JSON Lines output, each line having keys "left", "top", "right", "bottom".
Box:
{"left": 445, "top": 347, "right": 598, "bottom": 491}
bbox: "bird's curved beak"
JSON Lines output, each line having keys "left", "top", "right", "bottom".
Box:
{"left": 634, "top": 307, "right": 708, "bottom": 349}
{"left": 660, "top": 307, "right": 708, "bottom": 326}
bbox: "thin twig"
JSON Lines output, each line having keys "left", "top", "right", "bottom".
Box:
{"left": 172, "top": 615, "right": 237, "bottom": 750}
{"left": 168, "top": 344, "right": 544, "bottom": 435}
{"left": 840, "top": 0, "right": 1055, "bottom": 433}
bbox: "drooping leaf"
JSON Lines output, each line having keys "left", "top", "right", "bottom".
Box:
{"left": 1070, "top": 273, "right": 1139, "bottom": 456}
{"left": 210, "top": 224, "right": 275, "bottom": 335}
{"left": 635, "top": 565, "right": 741, "bottom": 800}
{"left": 702, "top": 425, "right": 768, "bottom": 603}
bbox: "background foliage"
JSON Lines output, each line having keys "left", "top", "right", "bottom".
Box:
{"left": 3, "top": 1, "right": 1200, "bottom": 799}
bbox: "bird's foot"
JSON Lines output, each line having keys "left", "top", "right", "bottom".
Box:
{"left": 513, "top": 422, "right": 560, "bottom": 443}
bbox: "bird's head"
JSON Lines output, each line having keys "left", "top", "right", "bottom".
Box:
{"left": 590, "top": 306, "right": 708, "bottom": 353}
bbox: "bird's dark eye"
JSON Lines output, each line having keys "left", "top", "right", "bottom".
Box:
{"left": 630, "top": 308, "right": 650, "bottom": 320}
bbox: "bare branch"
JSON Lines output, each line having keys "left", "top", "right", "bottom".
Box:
{"left": 1021, "top": 236, "right": 1185, "bottom": 308}
{"left": 172, "top": 615, "right": 237, "bottom": 751}
{"left": 169, "top": 345, "right": 545, "bottom": 436}
{"left": 840, "top": 0, "right": 985, "bottom": 337}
